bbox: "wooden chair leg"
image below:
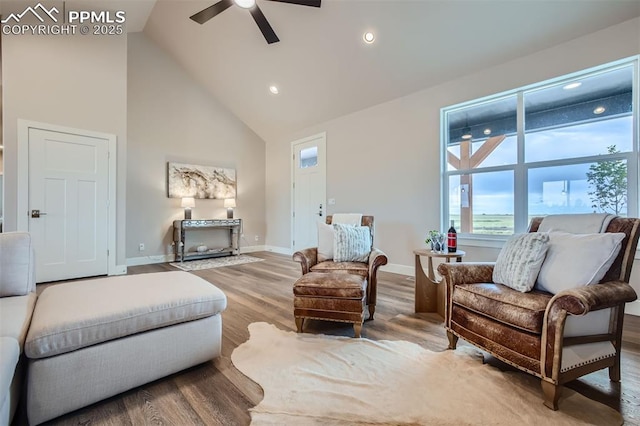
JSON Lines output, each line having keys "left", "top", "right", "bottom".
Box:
{"left": 609, "top": 363, "right": 621, "bottom": 382}
{"left": 295, "top": 317, "right": 304, "bottom": 333}
{"left": 541, "top": 380, "right": 561, "bottom": 410}
{"left": 446, "top": 331, "right": 458, "bottom": 349}
{"left": 353, "top": 323, "right": 362, "bottom": 338}
{"left": 367, "top": 304, "right": 375, "bottom": 321}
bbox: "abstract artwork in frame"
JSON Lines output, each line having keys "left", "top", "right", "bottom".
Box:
{"left": 167, "top": 162, "right": 236, "bottom": 199}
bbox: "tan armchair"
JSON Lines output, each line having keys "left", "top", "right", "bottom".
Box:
{"left": 437, "top": 216, "right": 639, "bottom": 410}
{"left": 292, "top": 215, "right": 388, "bottom": 320}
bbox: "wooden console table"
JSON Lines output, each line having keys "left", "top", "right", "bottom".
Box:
{"left": 173, "top": 219, "right": 241, "bottom": 262}
{"left": 413, "top": 249, "right": 465, "bottom": 318}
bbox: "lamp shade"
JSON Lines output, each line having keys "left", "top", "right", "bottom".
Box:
{"left": 224, "top": 199, "right": 236, "bottom": 208}
{"left": 181, "top": 197, "right": 195, "bottom": 208}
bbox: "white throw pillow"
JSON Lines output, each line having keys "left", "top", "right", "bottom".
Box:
{"left": 535, "top": 231, "right": 625, "bottom": 294}
{"left": 493, "top": 233, "right": 550, "bottom": 292}
{"left": 333, "top": 224, "right": 372, "bottom": 263}
{"left": 317, "top": 222, "right": 334, "bottom": 262}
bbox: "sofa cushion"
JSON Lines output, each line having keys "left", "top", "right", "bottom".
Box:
{"left": 493, "top": 233, "right": 549, "bottom": 292}
{"left": 294, "top": 272, "right": 366, "bottom": 299}
{"left": 452, "top": 283, "right": 552, "bottom": 334}
{"left": 535, "top": 231, "right": 625, "bottom": 294}
{"left": 0, "top": 232, "right": 36, "bottom": 297}
{"left": 311, "top": 261, "right": 369, "bottom": 277}
{"left": 25, "top": 271, "right": 227, "bottom": 359}
{"left": 0, "top": 293, "right": 37, "bottom": 349}
{"left": 333, "top": 224, "right": 371, "bottom": 262}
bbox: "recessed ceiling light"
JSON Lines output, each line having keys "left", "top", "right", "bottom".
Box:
{"left": 363, "top": 32, "right": 375, "bottom": 44}
{"left": 593, "top": 106, "right": 606, "bottom": 115}
{"left": 269, "top": 85, "right": 279, "bottom": 95}
{"left": 483, "top": 128, "right": 491, "bottom": 135}
{"left": 234, "top": 0, "right": 255, "bottom": 9}
{"left": 563, "top": 82, "right": 582, "bottom": 90}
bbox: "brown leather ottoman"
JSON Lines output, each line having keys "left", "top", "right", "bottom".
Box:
{"left": 293, "top": 271, "right": 367, "bottom": 337}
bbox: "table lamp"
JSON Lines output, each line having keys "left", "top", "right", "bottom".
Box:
{"left": 224, "top": 198, "right": 236, "bottom": 219}
{"left": 181, "top": 197, "right": 195, "bottom": 219}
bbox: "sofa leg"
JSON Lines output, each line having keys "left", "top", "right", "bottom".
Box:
{"left": 354, "top": 323, "right": 362, "bottom": 338}
{"left": 541, "top": 380, "right": 561, "bottom": 410}
{"left": 368, "top": 304, "right": 375, "bottom": 321}
{"left": 446, "top": 331, "right": 458, "bottom": 349}
{"left": 295, "top": 317, "right": 304, "bottom": 333}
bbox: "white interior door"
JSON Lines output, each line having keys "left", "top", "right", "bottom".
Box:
{"left": 292, "top": 133, "right": 326, "bottom": 252}
{"left": 28, "top": 128, "right": 109, "bottom": 282}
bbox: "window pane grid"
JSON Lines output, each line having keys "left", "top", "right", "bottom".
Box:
{"left": 442, "top": 59, "right": 637, "bottom": 236}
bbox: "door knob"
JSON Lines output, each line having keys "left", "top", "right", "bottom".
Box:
{"left": 31, "top": 210, "right": 47, "bottom": 218}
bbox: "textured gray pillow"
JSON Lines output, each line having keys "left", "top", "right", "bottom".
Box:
{"left": 493, "top": 233, "right": 550, "bottom": 292}
{"left": 333, "top": 224, "right": 371, "bottom": 263}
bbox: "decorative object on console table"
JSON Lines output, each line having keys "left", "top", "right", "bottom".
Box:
{"left": 181, "top": 197, "right": 195, "bottom": 219}
{"left": 224, "top": 198, "right": 236, "bottom": 219}
{"left": 413, "top": 249, "right": 465, "bottom": 318}
{"left": 173, "top": 219, "right": 242, "bottom": 262}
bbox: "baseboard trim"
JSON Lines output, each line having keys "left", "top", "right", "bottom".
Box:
{"left": 380, "top": 263, "right": 413, "bottom": 276}
{"left": 126, "top": 254, "right": 173, "bottom": 267}
{"left": 627, "top": 300, "right": 640, "bottom": 317}
{"left": 264, "top": 245, "right": 293, "bottom": 255}
{"left": 240, "top": 245, "right": 266, "bottom": 253}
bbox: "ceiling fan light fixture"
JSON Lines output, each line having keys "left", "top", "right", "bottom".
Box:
{"left": 563, "top": 82, "right": 582, "bottom": 90}
{"left": 234, "top": 0, "right": 256, "bottom": 9}
{"left": 363, "top": 32, "right": 375, "bottom": 44}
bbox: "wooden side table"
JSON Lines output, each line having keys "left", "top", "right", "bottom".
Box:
{"left": 413, "top": 249, "right": 465, "bottom": 318}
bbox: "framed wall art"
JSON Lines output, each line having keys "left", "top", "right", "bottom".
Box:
{"left": 167, "top": 162, "right": 236, "bottom": 199}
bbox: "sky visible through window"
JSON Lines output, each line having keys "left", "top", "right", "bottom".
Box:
{"left": 449, "top": 115, "right": 632, "bottom": 216}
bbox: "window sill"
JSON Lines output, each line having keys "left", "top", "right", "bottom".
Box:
{"left": 457, "top": 236, "right": 506, "bottom": 249}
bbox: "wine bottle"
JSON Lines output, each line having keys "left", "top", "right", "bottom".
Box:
{"left": 447, "top": 220, "right": 457, "bottom": 253}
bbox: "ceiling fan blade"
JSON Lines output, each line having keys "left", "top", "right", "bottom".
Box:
{"left": 267, "top": 0, "right": 321, "bottom": 7}
{"left": 190, "top": 0, "right": 234, "bottom": 24}
{"left": 249, "top": 5, "right": 280, "bottom": 44}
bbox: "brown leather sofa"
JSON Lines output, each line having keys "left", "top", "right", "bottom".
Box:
{"left": 437, "top": 216, "right": 639, "bottom": 410}
{"left": 292, "top": 216, "right": 388, "bottom": 327}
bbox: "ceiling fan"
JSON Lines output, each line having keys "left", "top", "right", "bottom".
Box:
{"left": 190, "top": 0, "right": 321, "bottom": 44}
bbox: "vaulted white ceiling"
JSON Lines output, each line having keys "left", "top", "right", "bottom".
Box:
{"left": 142, "top": 0, "right": 640, "bottom": 143}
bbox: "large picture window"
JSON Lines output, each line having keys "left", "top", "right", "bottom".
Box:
{"left": 442, "top": 59, "right": 638, "bottom": 237}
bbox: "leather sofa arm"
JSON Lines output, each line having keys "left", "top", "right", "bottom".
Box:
{"left": 542, "top": 281, "right": 638, "bottom": 380}
{"left": 548, "top": 281, "right": 638, "bottom": 316}
{"left": 367, "top": 248, "right": 388, "bottom": 306}
{"left": 437, "top": 262, "right": 495, "bottom": 286}
{"left": 292, "top": 248, "right": 318, "bottom": 275}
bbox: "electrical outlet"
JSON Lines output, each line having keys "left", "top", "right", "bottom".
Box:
{"left": 328, "top": 198, "right": 336, "bottom": 205}
{"left": 139, "top": 243, "right": 145, "bottom": 251}
{"left": 255, "top": 235, "right": 260, "bottom": 242}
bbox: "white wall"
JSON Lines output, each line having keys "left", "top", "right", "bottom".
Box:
{"left": 265, "top": 16, "right": 640, "bottom": 300}
{"left": 126, "top": 33, "right": 266, "bottom": 263}
{"left": 2, "top": 32, "right": 128, "bottom": 266}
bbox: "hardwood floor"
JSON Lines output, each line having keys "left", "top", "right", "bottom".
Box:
{"left": 16, "top": 251, "right": 640, "bottom": 425}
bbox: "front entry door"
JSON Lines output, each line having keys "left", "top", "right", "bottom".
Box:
{"left": 292, "top": 133, "right": 326, "bottom": 252}
{"left": 28, "top": 128, "right": 109, "bottom": 282}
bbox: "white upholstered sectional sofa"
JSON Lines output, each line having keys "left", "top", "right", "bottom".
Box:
{"left": 0, "top": 232, "right": 227, "bottom": 425}
{"left": 0, "top": 232, "right": 37, "bottom": 425}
